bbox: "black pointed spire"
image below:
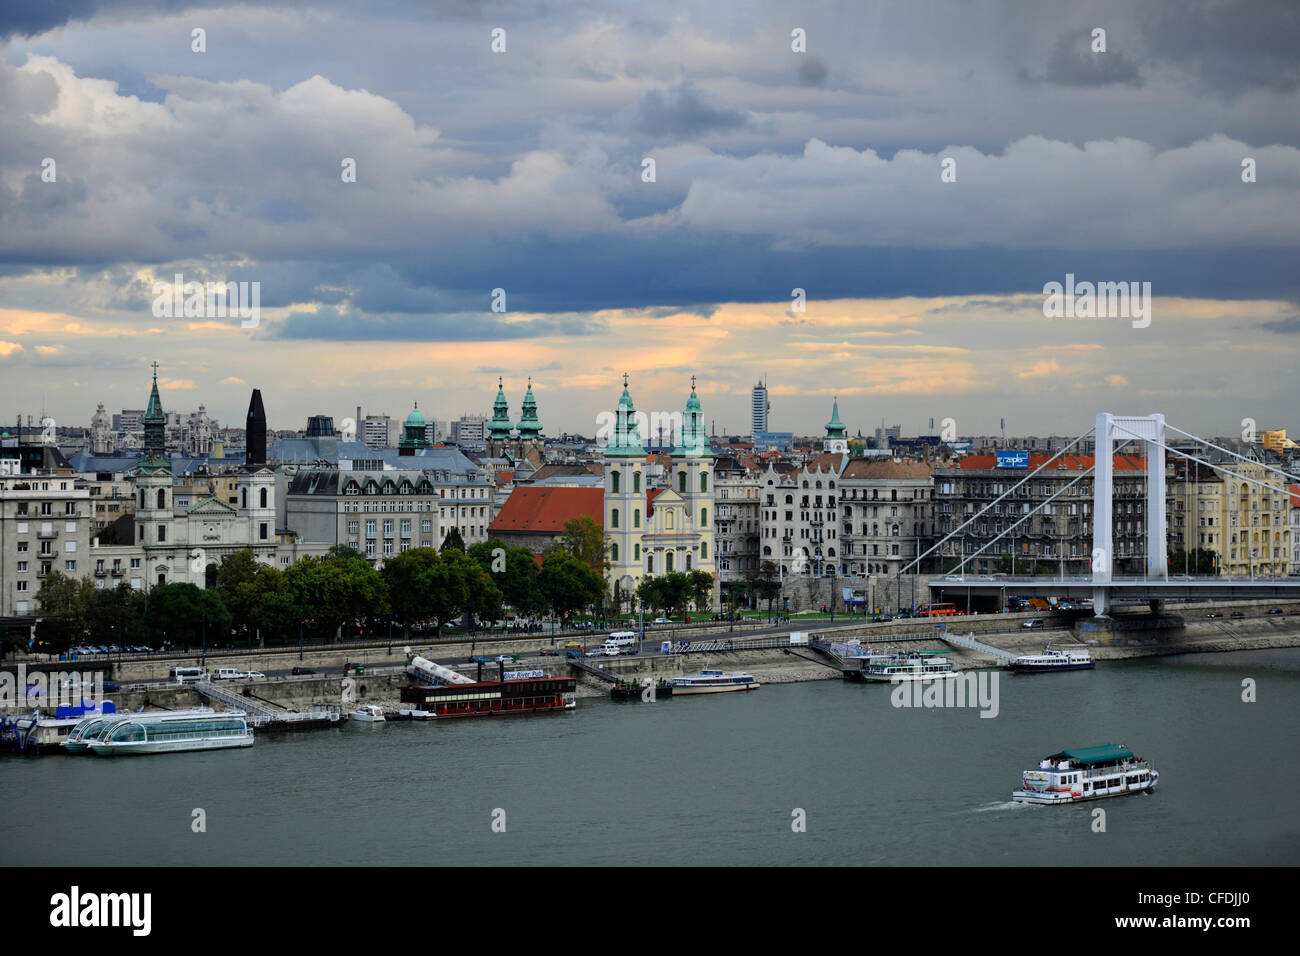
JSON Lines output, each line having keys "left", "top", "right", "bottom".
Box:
{"left": 246, "top": 389, "right": 267, "bottom": 468}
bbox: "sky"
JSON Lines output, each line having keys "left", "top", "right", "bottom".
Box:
{"left": 1, "top": 0, "right": 1297, "bottom": 440}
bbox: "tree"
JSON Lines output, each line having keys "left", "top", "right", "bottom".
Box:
{"left": 440, "top": 527, "right": 466, "bottom": 553}
{"left": 744, "top": 561, "right": 782, "bottom": 618}
{"left": 250, "top": 565, "right": 297, "bottom": 643}
{"left": 1170, "top": 548, "right": 1217, "bottom": 575}
{"left": 687, "top": 569, "right": 715, "bottom": 613}
{"left": 86, "top": 583, "right": 145, "bottom": 647}
{"left": 217, "top": 549, "right": 263, "bottom": 641}
{"left": 559, "top": 515, "right": 608, "bottom": 577}
{"left": 635, "top": 576, "right": 666, "bottom": 617}
{"left": 35, "top": 572, "right": 94, "bottom": 652}
{"left": 285, "top": 552, "right": 387, "bottom": 642}
{"left": 382, "top": 547, "right": 440, "bottom": 636}
{"left": 145, "top": 583, "right": 231, "bottom": 649}
{"left": 540, "top": 550, "right": 603, "bottom": 623}
{"left": 424, "top": 549, "right": 470, "bottom": 636}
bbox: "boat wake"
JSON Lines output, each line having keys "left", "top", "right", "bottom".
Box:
{"left": 972, "top": 800, "right": 1027, "bottom": 813}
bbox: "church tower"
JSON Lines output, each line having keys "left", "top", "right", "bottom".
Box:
{"left": 824, "top": 397, "right": 849, "bottom": 454}
{"left": 673, "top": 377, "right": 716, "bottom": 594}
{"left": 515, "top": 378, "right": 542, "bottom": 444}
{"left": 398, "top": 401, "right": 432, "bottom": 456}
{"left": 605, "top": 373, "right": 646, "bottom": 603}
{"left": 136, "top": 363, "right": 174, "bottom": 588}
{"left": 486, "top": 377, "right": 514, "bottom": 457}
{"left": 237, "top": 388, "right": 276, "bottom": 553}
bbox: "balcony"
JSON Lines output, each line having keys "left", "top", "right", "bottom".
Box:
{"left": 94, "top": 568, "right": 107, "bottom": 577}
{"left": 37, "top": 528, "right": 59, "bottom": 539}
{"left": 111, "top": 568, "right": 124, "bottom": 577}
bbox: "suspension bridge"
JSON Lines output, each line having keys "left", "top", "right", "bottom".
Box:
{"left": 902, "top": 413, "right": 1300, "bottom": 618}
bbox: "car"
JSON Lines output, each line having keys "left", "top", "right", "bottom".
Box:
{"left": 474, "top": 656, "right": 492, "bottom": 664}
{"left": 1021, "top": 619, "right": 1045, "bottom": 629}
{"left": 1267, "top": 608, "right": 1283, "bottom": 615}
{"left": 585, "top": 648, "right": 607, "bottom": 657}
{"left": 101, "top": 680, "right": 120, "bottom": 692}
{"left": 652, "top": 617, "right": 671, "bottom": 624}
{"left": 291, "top": 666, "right": 315, "bottom": 675}
{"left": 244, "top": 671, "right": 266, "bottom": 679}
{"left": 1230, "top": 611, "right": 1244, "bottom": 619}
{"left": 343, "top": 661, "right": 367, "bottom": 674}
{"left": 1206, "top": 611, "right": 1224, "bottom": 618}
{"left": 564, "top": 641, "right": 582, "bottom": 649}
{"left": 537, "top": 649, "right": 558, "bottom": 657}
{"left": 494, "top": 655, "right": 511, "bottom": 663}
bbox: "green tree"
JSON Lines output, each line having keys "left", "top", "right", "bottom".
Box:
{"left": 382, "top": 547, "right": 440, "bottom": 636}
{"left": 559, "top": 515, "right": 608, "bottom": 577}
{"left": 250, "top": 565, "right": 297, "bottom": 643}
{"left": 440, "top": 526, "right": 466, "bottom": 553}
{"left": 687, "top": 569, "right": 715, "bottom": 613}
{"left": 145, "top": 582, "right": 231, "bottom": 649}
{"left": 35, "top": 571, "right": 94, "bottom": 652}
{"left": 217, "top": 549, "right": 263, "bottom": 641}
{"left": 540, "top": 550, "right": 603, "bottom": 624}
{"left": 745, "top": 561, "right": 782, "bottom": 619}
{"left": 1170, "top": 548, "right": 1218, "bottom": 575}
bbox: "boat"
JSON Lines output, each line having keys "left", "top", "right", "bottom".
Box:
{"left": 610, "top": 678, "right": 674, "bottom": 701}
{"left": 349, "top": 705, "right": 386, "bottom": 722}
{"left": 394, "top": 708, "right": 434, "bottom": 720}
{"left": 400, "top": 659, "right": 577, "bottom": 718}
{"left": 1, "top": 701, "right": 118, "bottom": 755}
{"left": 669, "top": 670, "right": 759, "bottom": 694}
{"left": 65, "top": 707, "right": 216, "bottom": 754}
{"left": 89, "top": 711, "right": 253, "bottom": 756}
{"left": 858, "top": 650, "right": 957, "bottom": 683}
{"left": 1009, "top": 646, "right": 1094, "bottom": 674}
{"left": 1012, "top": 744, "right": 1159, "bottom": 804}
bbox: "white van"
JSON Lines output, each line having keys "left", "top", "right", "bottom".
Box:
{"left": 606, "top": 631, "right": 637, "bottom": 649}
{"left": 170, "top": 666, "right": 208, "bottom": 684}
{"left": 211, "top": 667, "right": 244, "bottom": 681}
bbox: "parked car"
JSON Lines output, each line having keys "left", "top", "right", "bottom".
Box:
{"left": 1206, "top": 611, "right": 1224, "bottom": 618}
{"left": 290, "top": 666, "right": 315, "bottom": 675}
{"left": 343, "top": 661, "right": 367, "bottom": 674}
{"left": 1267, "top": 607, "right": 1283, "bottom": 615}
{"left": 1230, "top": 611, "right": 1245, "bottom": 618}
{"left": 101, "top": 680, "right": 120, "bottom": 692}
{"left": 537, "top": 649, "right": 558, "bottom": 657}
{"left": 1021, "top": 619, "right": 1045, "bottom": 629}
{"left": 244, "top": 671, "right": 266, "bottom": 679}
{"left": 652, "top": 617, "right": 672, "bottom": 624}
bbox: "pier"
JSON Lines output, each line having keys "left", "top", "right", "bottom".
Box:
{"left": 191, "top": 679, "right": 341, "bottom": 730}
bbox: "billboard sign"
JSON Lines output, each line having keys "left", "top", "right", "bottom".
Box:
{"left": 996, "top": 450, "right": 1029, "bottom": 469}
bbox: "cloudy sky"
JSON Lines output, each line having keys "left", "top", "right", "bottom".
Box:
{"left": 1, "top": 0, "right": 1297, "bottom": 440}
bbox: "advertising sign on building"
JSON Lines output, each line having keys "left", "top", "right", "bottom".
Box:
{"left": 996, "top": 450, "right": 1029, "bottom": 469}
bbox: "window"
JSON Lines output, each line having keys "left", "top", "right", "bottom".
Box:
{"left": 633, "top": 471, "right": 641, "bottom": 493}
{"left": 65, "top": 560, "right": 76, "bottom": 571}
{"left": 157, "top": 488, "right": 167, "bottom": 509}
{"left": 634, "top": 508, "right": 641, "bottom": 528}
{"left": 260, "top": 487, "right": 268, "bottom": 508}
{"left": 611, "top": 508, "right": 619, "bottom": 529}
{"left": 634, "top": 543, "right": 640, "bottom": 560}
{"left": 701, "top": 473, "right": 707, "bottom": 493}
{"left": 157, "top": 524, "right": 166, "bottom": 543}
{"left": 700, "top": 508, "right": 707, "bottom": 526}
{"left": 678, "top": 472, "right": 687, "bottom": 493}
{"left": 701, "top": 541, "right": 708, "bottom": 560}
{"left": 16, "top": 581, "right": 27, "bottom": 592}
{"left": 666, "top": 551, "right": 674, "bottom": 572}
{"left": 611, "top": 543, "right": 619, "bottom": 562}
{"left": 647, "top": 555, "right": 654, "bottom": 574}
{"left": 611, "top": 471, "right": 620, "bottom": 494}
{"left": 259, "top": 522, "right": 268, "bottom": 541}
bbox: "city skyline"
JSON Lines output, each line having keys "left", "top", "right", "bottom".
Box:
{"left": 2, "top": 2, "right": 1298, "bottom": 435}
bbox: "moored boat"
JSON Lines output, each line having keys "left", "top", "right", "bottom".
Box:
{"left": 65, "top": 706, "right": 216, "bottom": 754}
{"left": 1, "top": 701, "right": 119, "bottom": 755}
{"left": 1012, "top": 744, "right": 1159, "bottom": 804}
{"left": 859, "top": 651, "right": 957, "bottom": 683}
{"left": 89, "top": 711, "right": 253, "bottom": 756}
{"left": 349, "top": 705, "right": 386, "bottom": 722}
{"left": 400, "top": 658, "right": 577, "bottom": 717}
{"left": 1009, "top": 646, "right": 1094, "bottom": 674}
{"left": 669, "top": 670, "right": 759, "bottom": 694}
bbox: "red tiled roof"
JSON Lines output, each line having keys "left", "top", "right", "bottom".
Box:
{"left": 646, "top": 487, "right": 663, "bottom": 517}
{"left": 1290, "top": 484, "right": 1300, "bottom": 509}
{"left": 494, "top": 470, "right": 515, "bottom": 487}
{"left": 489, "top": 487, "right": 604, "bottom": 534}
{"left": 958, "top": 454, "right": 1146, "bottom": 472}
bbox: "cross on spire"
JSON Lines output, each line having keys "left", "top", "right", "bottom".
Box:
{"left": 691, "top": 375, "right": 696, "bottom": 390}
{"left": 151, "top": 361, "right": 159, "bottom": 379}
{"left": 623, "top": 371, "right": 629, "bottom": 387}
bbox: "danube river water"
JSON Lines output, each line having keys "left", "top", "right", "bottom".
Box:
{"left": 3, "top": 649, "right": 1298, "bottom": 866}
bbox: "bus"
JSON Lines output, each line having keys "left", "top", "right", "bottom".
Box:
{"left": 919, "top": 603, "right": 958, "bottom": 617}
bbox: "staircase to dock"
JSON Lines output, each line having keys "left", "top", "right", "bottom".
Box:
{"left": 935, "top": 631, "right": 1018, "bottom": 662}
{"left": 192, "top": 680, "right": 340, "bottom": 728}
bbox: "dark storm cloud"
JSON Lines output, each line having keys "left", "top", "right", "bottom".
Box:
{"left": 1140, "top": 0, "right": 1300, "bottom": 94}
{"left": 1021, "top": 30, "right": 1142, "bottom": 87}
{"left": 635, "top": 81, "right": 748, "bottom": 141}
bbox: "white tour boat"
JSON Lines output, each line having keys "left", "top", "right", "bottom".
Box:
{"left": 349, "top": 704, "right": 386, "bottom": 722}
{"left": 669, "top": 670, "right": 759, "bottom": 695}
{"left": 1009, "top": 646, "right": 1094, "bottom": 674}
{"left": 1012, "top": 744, "right": 1159, "bottom": 804}
{"left": 64, "top": 707, "right": 216, "bottom": 754}
{"left": 860, "top": 651, "right": 957, "bottom": 683}
{"left": 89, "top": 711, "right": 253, "bottom": 756}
